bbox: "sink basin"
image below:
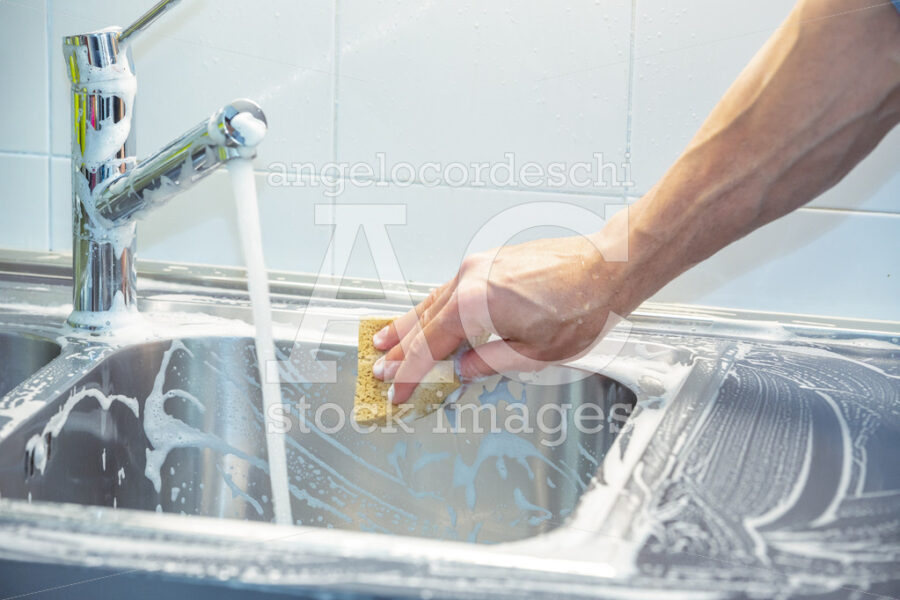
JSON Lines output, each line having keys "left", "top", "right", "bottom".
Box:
{"left": 0, "top": 333, "right": 61, "bottom": 398}
{"left": 2, "top": 252, "right": 898, "bottom": 599}
{"left": 0, "top": 336, "right": 636, "bottom": 544}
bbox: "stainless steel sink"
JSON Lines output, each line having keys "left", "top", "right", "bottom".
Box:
{"left": 0, "top": 333, "right": 60, "bottom": 398}
{"left": 0, "top": 250, "right": 898, "bottom": 600}
{"left": 0, "top": 334, "right": 635, "bottom": 543}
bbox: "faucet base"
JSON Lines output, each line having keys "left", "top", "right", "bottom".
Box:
{"left": 70, "top": 205, "right": 139, "bottom": 328}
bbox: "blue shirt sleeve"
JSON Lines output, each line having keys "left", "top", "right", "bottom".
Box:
{"left": 894, "top": 0, "right": 900, "bottom": 14}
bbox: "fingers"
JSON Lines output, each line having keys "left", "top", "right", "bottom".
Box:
{"left": 457, "top": 340, "right": 546, "bottom": 381}
{"left": 372, "top": 278, "right": 455, "bottom": 351}
{"left": 372, "top": 309, "right": 414, "bottom": 352}
{"left": 389, "top": 309, "right": 466, "bottom": 405}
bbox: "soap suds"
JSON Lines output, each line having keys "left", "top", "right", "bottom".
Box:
{"left": 25, "top": 389, "right": 139, "bottom": 476}
{"left": 142, "top": 341, "right": 269, "bottom": 493}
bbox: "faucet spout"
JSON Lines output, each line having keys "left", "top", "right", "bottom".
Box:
{"left": 62, "top": 13, "right": 267, "bottom": 330}
{"left": 94, "top": 100, "right": 267, "bottom": 226}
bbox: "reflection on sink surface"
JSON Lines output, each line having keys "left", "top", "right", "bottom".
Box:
{"left": 0, "top": 336, "right": 636, "bottom": 544}
{"left": 2, "top": 252, "right": 900, "bottom": 599}
{"left": 0, "top": 333, "right": 61, "bottom": 398}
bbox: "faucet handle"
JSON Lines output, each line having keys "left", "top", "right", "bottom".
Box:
{"left": 62, "top": 0, "right": 181, "bottom": 73}
{"left": 118, "top": 0, "right": 182, "bottom": 46}
{"left": 93, "top": 99, "right": 268, "bottom": 226}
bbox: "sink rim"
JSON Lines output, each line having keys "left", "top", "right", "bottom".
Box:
{"left": 0, "top": 261, "right": 697, "bottom": 595}
{"left": 0, "top": 322, "right": 712, "bottom": 598}
{"left": 0, "top": 328, "right": 636, "bottom": 540}
{"left": 2, "top": 248, "right": 898, "bottom": 339}
{"left": 0, "top": 249, "right": 898, "bottom": 598}
{"left": 0, "top": 495, "right": 638, "bottom": 599}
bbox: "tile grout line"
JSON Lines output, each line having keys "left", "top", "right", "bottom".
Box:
{"left": 0, "top": 151, "right": 69, "bottom": 159}
{"left": 623, "top": 0, "right": 638, "bottom": 205}
{"left": 330, "top": 0, "right": 341, "bottom": 278}
{"left": 795, "top": 206, "right": 900, "bottom": 219}
{"left": 45, "top": 0, "right": 54, "bottom": 251}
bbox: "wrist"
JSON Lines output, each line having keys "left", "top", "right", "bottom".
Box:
{"left": 586, "top": 209, "right": 648, "bottom": 318}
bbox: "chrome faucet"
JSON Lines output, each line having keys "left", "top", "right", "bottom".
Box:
{"left": 63, "top": 0, "right": 267, "bottom": 329}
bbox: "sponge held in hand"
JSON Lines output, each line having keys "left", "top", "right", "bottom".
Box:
{"left": 353, "top": 317, "right": 462, "bottom": 426}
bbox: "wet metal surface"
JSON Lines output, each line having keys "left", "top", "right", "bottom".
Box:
{"left": 0, "top": 250, "right": 897, "bottom": 599}
{"left": 1, "top": 336, "right": 635, "bottom": 544}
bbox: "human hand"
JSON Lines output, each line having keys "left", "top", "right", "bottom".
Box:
{"left": 371, "top": 231, "right": 629, "bottom": 405}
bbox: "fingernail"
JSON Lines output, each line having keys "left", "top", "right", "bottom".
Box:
{"left": 372, "top": 356, "right": 385, "bottom": 379}
{"left": 387, "top": 384, "right": 395, "bottom": 404}
{"left": 373, "top": 326, "right": 389, "bottom": 347}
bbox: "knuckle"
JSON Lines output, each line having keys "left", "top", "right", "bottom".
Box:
{"left": 407, "top": 335, "right": 430, "bottom": 359}
{"left": 456, "top": 286, "right": 479, "bottom": 314}
{"left": 459, "top": 254, "right": 480, "bottom": 273}
{"left": 424, "top": 286, "right": 442, "bottom": 308}
{"left": 433, "top": 315, "right": 457, "bottom": 340}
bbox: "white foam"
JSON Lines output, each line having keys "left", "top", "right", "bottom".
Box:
{"left": 25, "top": 389, "right": 139, "bottom": 476}
{"left": 67, "top": 289, "right": 142, "bottom": 330}
{"left": 142, "top": 341, "right": 269, "bottom": 493}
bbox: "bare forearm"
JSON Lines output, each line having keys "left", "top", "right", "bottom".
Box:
{"left": 378, "top": 0, "right": 900, "bottom": 393}
{"left": 599, "top": 0, "right": 900, "bottom": 314}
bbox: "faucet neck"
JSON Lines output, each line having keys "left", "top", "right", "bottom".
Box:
{"left": 62, "top": 21, "right": 267, "bottom": 331}
{"left": 64, "top": 30, "right": 140, "bottom": 329}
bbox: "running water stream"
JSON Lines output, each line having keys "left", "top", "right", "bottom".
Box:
{"left": 227, "top": 157, "right": 292, "bottom": 526}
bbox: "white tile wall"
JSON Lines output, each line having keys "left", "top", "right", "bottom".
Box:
{"left": 139, "top": 170, "right": 335, "bottom": 275}
{"left": 629, "top": 0, "right": 792, "bottom": 192}
{"left": 809, "top": 127, "right": 900, "bottom": 215}
{"left": 334, "top": 183, "right": 626, "bottom": 284}
{"left": 49, "top": 159, "right": 335, "bottom": 274}
{"left": 47, "top": 0, "right": 335, "bottom": 168}
{"left": 0, "top": 155, "right": 48, "bottom": 250}
{"left": 337, "top": 0, "right": 632, "bottom": 192}
{"left": 629, "top": 0, "right": 900, "bottom": 214}
{"left": 0, "top": 1, "right": 898, "bottom": 321}
{"left": 653, "top": 208, "right": 900, "bottom": 322}
{"left": 48, "top": 156, "right": 70, "bottom": 252}
{"left": 0, "top": 0, "right": 47, "bottom": 154}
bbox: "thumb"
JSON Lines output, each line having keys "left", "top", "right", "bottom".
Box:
{"left": 458, "top": 340, "right": 546, "bottom": 381}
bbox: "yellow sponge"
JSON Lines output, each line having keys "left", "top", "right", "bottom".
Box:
{"left": 354, "top": 317, "right": 461, "bottom": 426}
